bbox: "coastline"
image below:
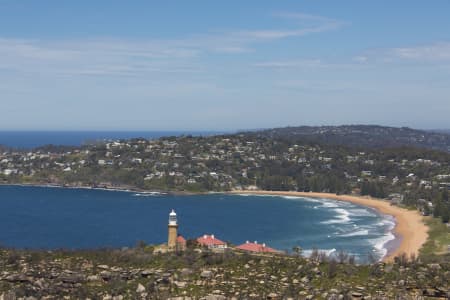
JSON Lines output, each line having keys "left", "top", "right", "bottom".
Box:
{"left": 1, "top": 183, "right": 429, "bottom": 262}
{"left": 0, "top": 182, "right": 198, "bottom": 196}
{"left": 230, "top": 190, "right": 429, "bottom": 262}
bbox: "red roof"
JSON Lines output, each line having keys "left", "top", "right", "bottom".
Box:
{"left": 236, "top": 241, "right": 280, "bottom": 253}
{"left": 196, "top": 234, "right": 226, "bottom": 246}
{"left": 177, "top": 235, "right": 186, "bottom": 245}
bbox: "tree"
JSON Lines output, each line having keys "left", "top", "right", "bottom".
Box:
{"left": 292, "top": 246, "right": 302, "bottom": 257}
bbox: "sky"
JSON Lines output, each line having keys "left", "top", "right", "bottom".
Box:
{"left": 0, "top": 1, "right": 449, "bottom": 131}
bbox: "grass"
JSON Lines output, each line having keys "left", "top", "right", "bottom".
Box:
{"left": 419, "top": 217, "right": 450, "bottom": 258}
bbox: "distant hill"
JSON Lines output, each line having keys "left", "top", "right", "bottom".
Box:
{"left": 243, "top": 125, "right": 450, "bottom": 152}
{"left": 429, "top": 129, "right": 450, "bottom": 135}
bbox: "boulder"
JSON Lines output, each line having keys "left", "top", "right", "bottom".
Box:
{"left": 136, "top": 283, "right": 146, "bottom": 293}
{"left": 59, "top": 273, "right": 85, "bottom": 284}
{"left": 200, "top": 270, "right": 213, "bottom": 279}
{"left": 0, "top": 292, "right": 16, "bottom": 300}
{"left": 141, "top": 269, "right": 154, "bottom": 277}
{"left": 267, "top": 292, "right": 279, "bottom": 299}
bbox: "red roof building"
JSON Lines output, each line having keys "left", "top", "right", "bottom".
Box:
{"left": 236, "top": 241, "right": 280, "bottom": 253}
{"left": 196, "top": 234, "right": 227, "bottom": 249}
{"left": 176, "top": 235, "right": 186, "bottom": 250}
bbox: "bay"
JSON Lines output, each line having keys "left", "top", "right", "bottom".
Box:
{"left": 0, "top": 185, "right": 395, "bottom": 262}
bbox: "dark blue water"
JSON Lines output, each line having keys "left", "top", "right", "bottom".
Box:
{"left": 0, "top": 186, "right": 395, "bottom": 262}
{"left": 0, "top": 131, "right": 227, "bottom": 149}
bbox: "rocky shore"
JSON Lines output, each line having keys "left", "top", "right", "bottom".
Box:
{"left": 0, "top": 247, "right": 449, "bottom": 299}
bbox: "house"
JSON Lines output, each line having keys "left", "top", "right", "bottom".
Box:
{"left": 236, "top": 241, "right": 280, "bottom": 254}
{"left": 388, "top": 193, "right": 404, "bottom": 205}
{"left": 196, "top": 234, "right": 227, "bottom": 249}
{"left": 176, "top": 235, "right": 186, "bottom": 251}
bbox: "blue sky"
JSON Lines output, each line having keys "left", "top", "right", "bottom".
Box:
{"left": 1, "top": 1, "right": 449, "bottom": 130}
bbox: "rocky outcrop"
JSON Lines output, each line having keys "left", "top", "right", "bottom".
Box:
{"left": 0, "top": 248, "right": 448, "bottom": 299}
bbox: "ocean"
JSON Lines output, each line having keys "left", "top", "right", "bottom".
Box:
{"left": 0, "top": 131, "right": 227, "bottom": 149}
{"left": 0, "top": 185, "right": 395, "bottom": 263}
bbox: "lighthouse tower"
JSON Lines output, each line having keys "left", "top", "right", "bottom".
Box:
{"left": 167, "top": 209, "right": 178, "bottom": 249}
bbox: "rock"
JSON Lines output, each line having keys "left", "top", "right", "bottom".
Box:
{"left": 267, "top": 292, "right": 279, "bottom": 299}
{"left": 87, "top": 275, "right": 101, "bottom": 282}
{"left": 136, "top": 283, "right": 146, "bottom": 293}
{"left": 174, "top": 281, "right": 187, "bottom": 288}
{"left": 0, "top": 292, "right": 16, "bottom": 300}
{"left": 59, "top": 273, "right": 85, "bottom": 284}
{"left": 97, "top": 264, "right": 110, "bottom": 270}
{"left": 112, "top": 296, "right": 123, "bottom": 300}
{"left": 119, "top": 271, "right": 133, "bottom": 280}
{"left": 202, "top": 295, "right": 226, "bottom": 300}
{"left": 34, "top": 278, "right": 46, "bottom": 289}
{"left": 180, "top": 268, "right": 193, "bottom": 278}
{"left": 141, "top": 269, "right": 154, "bottom": 277}
{"left": 427, "top": 263, "right": 441, "bottom": 270}
{"left": 100, "top": 271, "right": 113, "bottom": 281}
{"left": 351, "top": 292, "right": 363, "bottom": 298}
{"left": 5, "top": 274, "right": 30, "bottom": 283}
{"left": 200, "top": 270, "right": 213, "bottom": 279}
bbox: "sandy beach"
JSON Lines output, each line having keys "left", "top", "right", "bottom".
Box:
{"left": 230, "top": 190, "right": 429, "bottom": 262}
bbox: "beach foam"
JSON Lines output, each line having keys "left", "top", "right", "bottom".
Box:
{"left": 321, "top": 208, "right": 351, "bottom": 224}
{"left": 347, "top": 208, "right": 377, "bottom": 217}
{"left": 302, "top": 248, "right": 337, "bottom": 257}
{"left": 341, "top": 229, "right": 370, "bottom": 237}
{"left": 133, "top": 192, "right": 162, "bottom": 197}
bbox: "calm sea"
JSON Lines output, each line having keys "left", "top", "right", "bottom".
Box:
{"left": 0, "top": 131, "right": 227, "bottom": 149}
{"left": 0, "top": 185, "right": 395, "bottom": 263}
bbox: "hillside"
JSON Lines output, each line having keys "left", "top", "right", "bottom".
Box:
{"left": 0, "top": 246, "right": 449, "bottom": 299}
{"left": 244, "top": 125, "right": 450, "bottom": 152}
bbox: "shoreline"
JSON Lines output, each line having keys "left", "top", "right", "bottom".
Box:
{"left": 230, "top": 190, "right": 429, "bottom": 262}
{"left": 1, "top": 183, "right": 429, "bottom": 262}
{"left": 0, "top": 182, "right": 199, "bottom": 196}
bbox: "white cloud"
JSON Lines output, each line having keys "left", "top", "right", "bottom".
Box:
{"left": 252, "top": 59, "right": 361, "bottom": 70}
{"left": 275, "top": 79, "right": 371, "bottom": 92}
{"left": 212, "top": 46, "right": 253, "bottom": 54}
{"left": 0, "top": 12, "right": 344, "bottom": 77}
{"left": 253, "top": 59, "right": 323, "bottom": 68}
{"left": 275, "top": 12, "right": 336, "bottom": 22}
{"left": 353, "top": 56, "right": 368, "bottom": 63}
{"left": 391, "top": 42, "right": 450, "bottom": 61}
{"left": 355, "top": 42, "right": 450, "bottom": 65}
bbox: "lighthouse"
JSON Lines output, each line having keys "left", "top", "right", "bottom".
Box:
{"left": 167, "top": 209, "right": 178, "bottom": 249}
